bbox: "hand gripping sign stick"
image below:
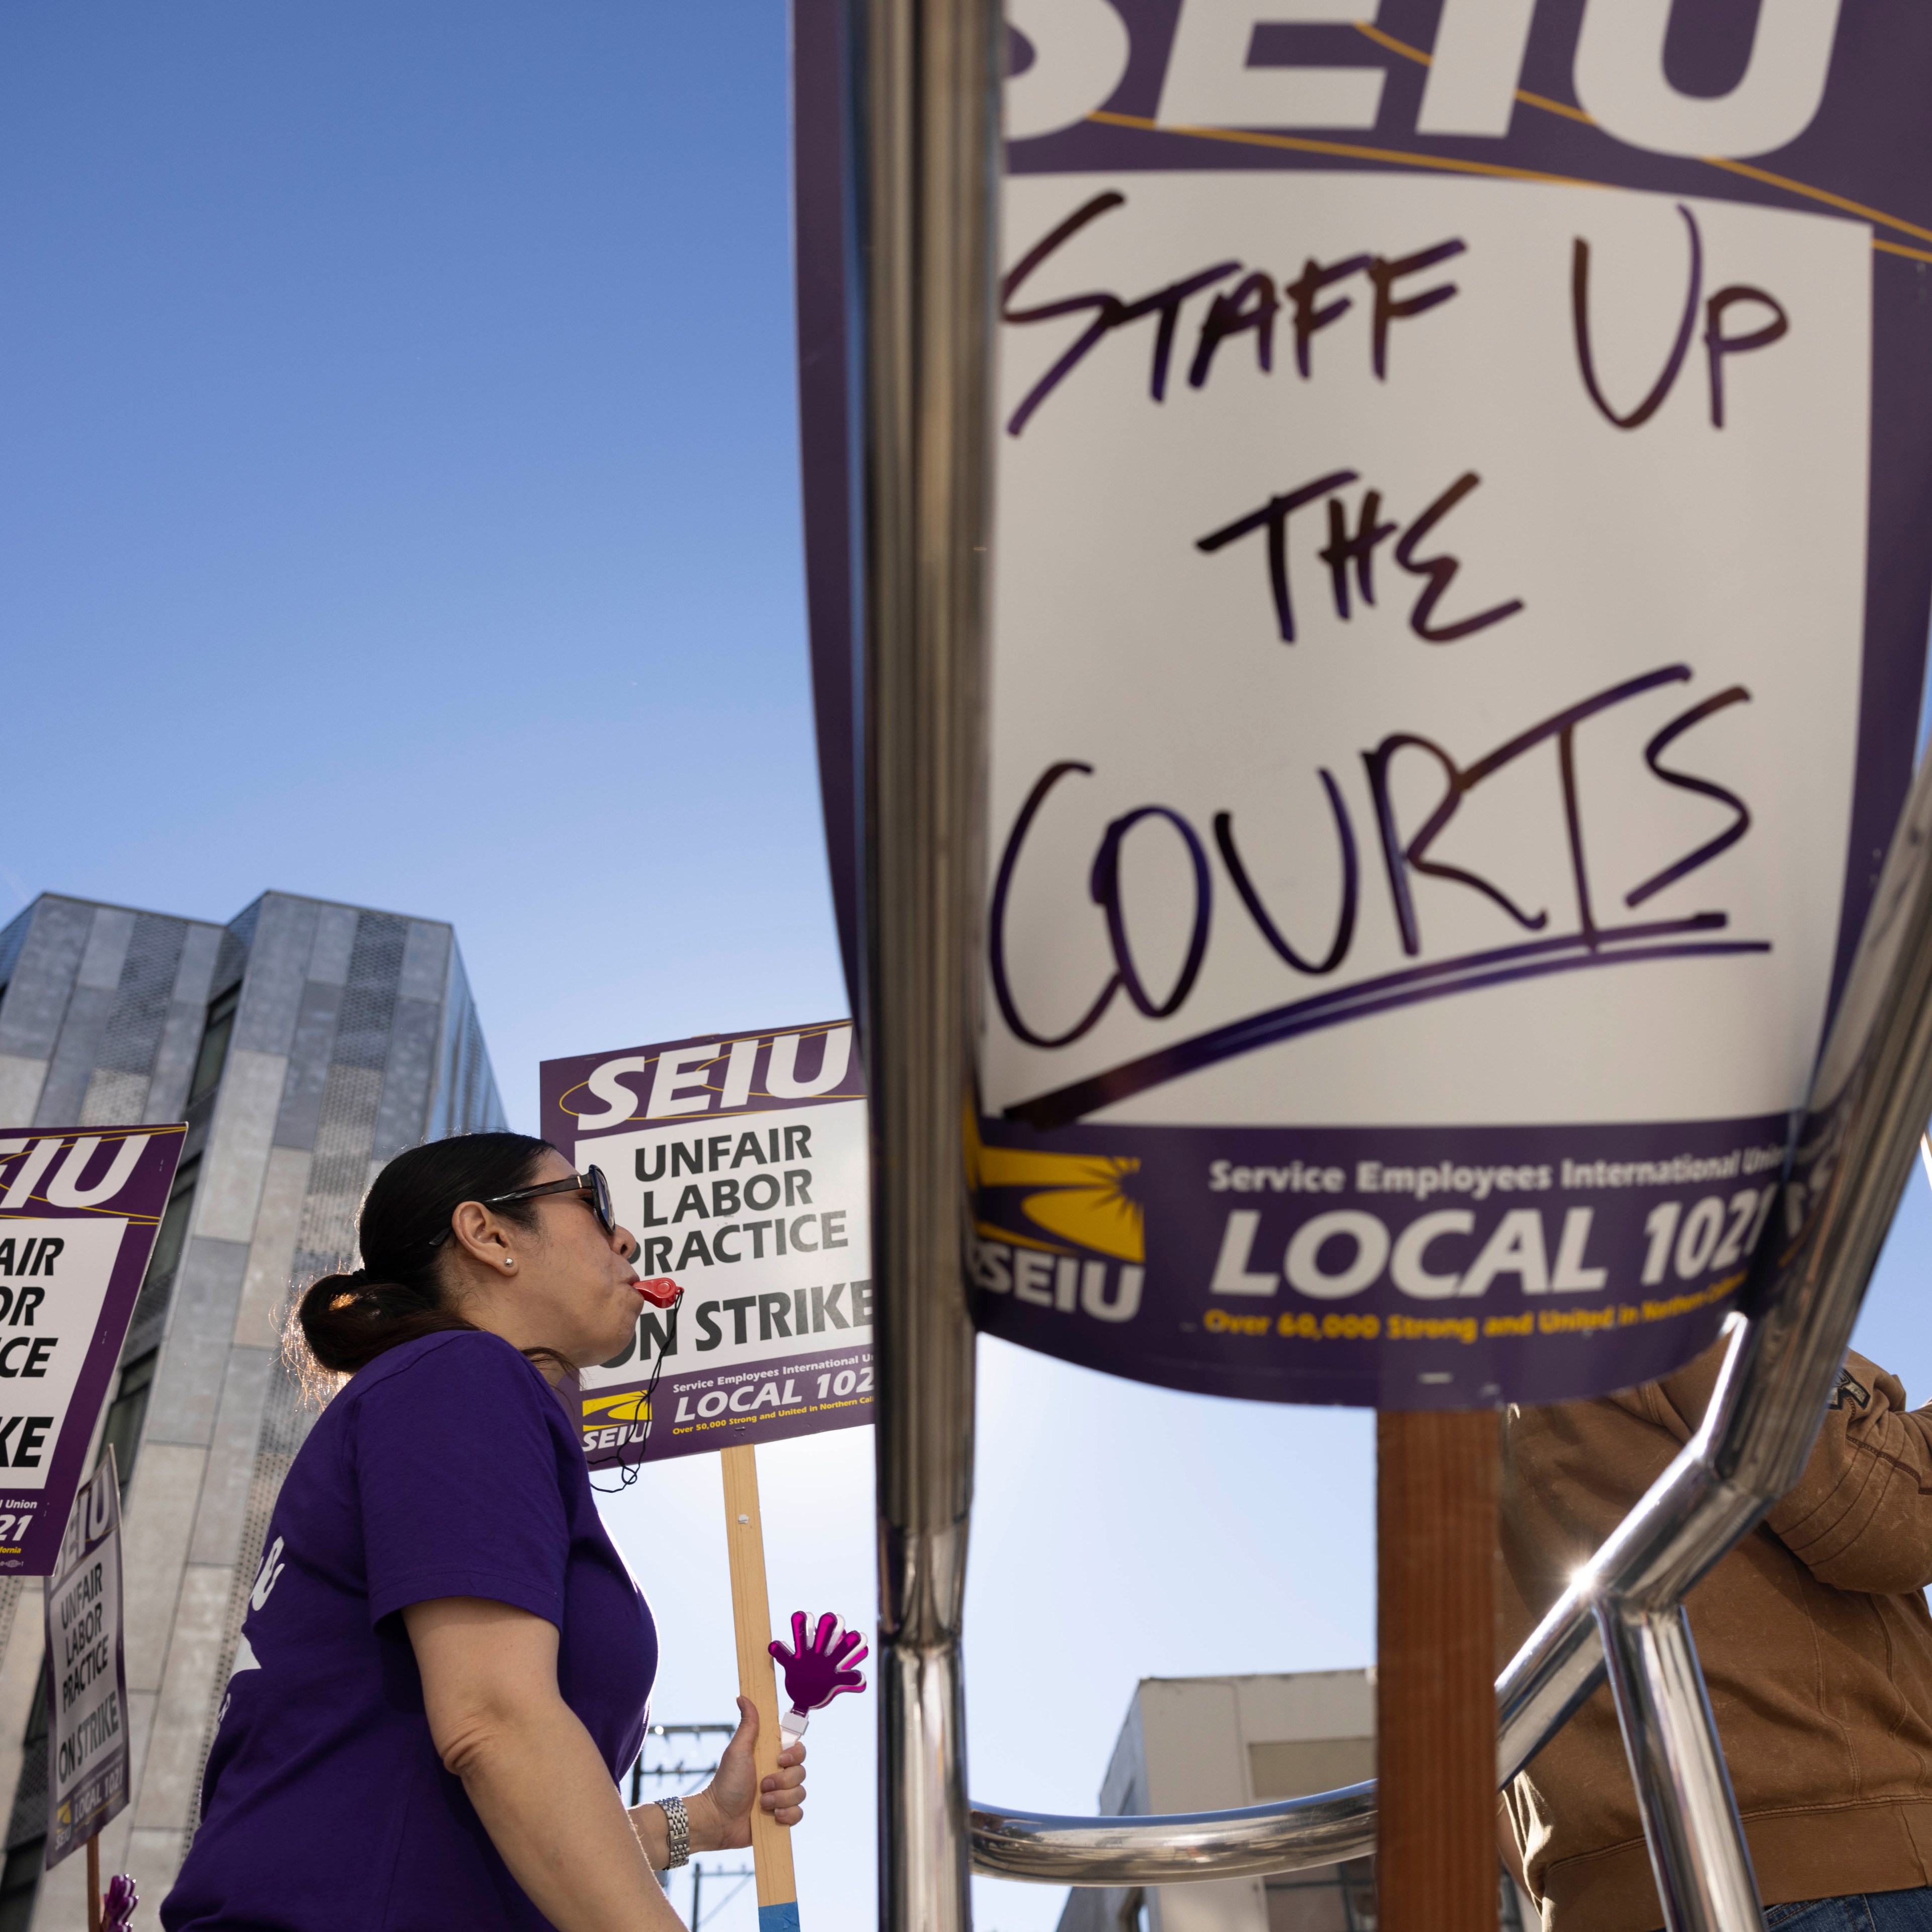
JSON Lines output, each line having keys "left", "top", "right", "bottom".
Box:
{"left": 720, "top": 1445, "right": 801, "bottom": 1932}
{"left": 717, "top": 1450, "right": 872, "bottom": 1931}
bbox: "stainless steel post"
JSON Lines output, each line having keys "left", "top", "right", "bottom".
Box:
{"left": 1597, "top": 1604, "right": 1760, "bottom": 1932}
{"left": 849, "top": 0, "right": 1001, "bottom": 1924}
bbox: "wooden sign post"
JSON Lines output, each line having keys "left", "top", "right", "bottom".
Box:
{"left": 720, "top": 1444, "right": 800, "bottom": 1932}
{"left": 1377, "top": 1410, "right": 1500, "bottom": 1931}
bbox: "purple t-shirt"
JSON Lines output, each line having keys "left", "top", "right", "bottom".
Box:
{"left": 163, "top": 1331, "right": 656, "bottom": 1932}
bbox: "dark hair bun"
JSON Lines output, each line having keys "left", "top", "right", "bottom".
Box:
{"left": 291, "top": 1132, "right": 552, "bottom": 1383}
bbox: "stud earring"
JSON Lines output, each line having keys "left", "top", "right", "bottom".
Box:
{"left": 503, "top": 1257, "right": 515, "bottom": 1270}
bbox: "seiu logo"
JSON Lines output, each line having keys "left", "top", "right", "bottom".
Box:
{"left": 965, "top": 1114, "right": 1148, "bottom": 1322}
{"left": 1007, "top": 0, "right": 1842, "bottom": 160}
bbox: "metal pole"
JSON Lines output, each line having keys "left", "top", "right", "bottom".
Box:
{"left": 1597, "top": 1604, "right": 1760, "bottom": 1932}
{"left": 848, "top": 0, "right": 1000, "bottom": 1922}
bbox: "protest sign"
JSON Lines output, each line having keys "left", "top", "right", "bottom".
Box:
{"left": 795, "top": 1, "right": 1932, "bottom": 1408}
{"left": 543, "top": 1024, "right": 868, "bottom": 1930}
{"left": 43, "top": 1449, "right": 127, "bottom": 1869}
{"left": 0, "top": 1129, "right": 184, "bottom": 1568}
{"left": 540, "top": 1023, "right": 871, "bottom": 1467}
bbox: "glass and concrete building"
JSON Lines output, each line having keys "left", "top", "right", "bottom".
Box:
{"left": 0, "top": 891, "right": 504, "bottom": 1929}
{"left": 1055, "top": 1671, "right": 1535, "bottom": 1932}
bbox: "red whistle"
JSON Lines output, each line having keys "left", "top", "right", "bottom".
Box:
{"left": 636, "top": 1276, "right": 681, "bottom": 1310}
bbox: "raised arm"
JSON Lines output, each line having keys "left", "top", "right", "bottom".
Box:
{"left": 405, "top": 1598, "right": 809, "bottom": 1932}
{"left": 406, "top": 1596, "right": 682, "bottom": 1931}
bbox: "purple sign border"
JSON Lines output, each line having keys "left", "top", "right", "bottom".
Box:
{"left": 541, "top": 1022, "right": 871, "bottom": 1467}
{"left": 582, "top": 1339, "right": 875, "bottom": 1471}
{"left": 792, "top": 1, "right": 1932, "bottom": 1409}
{"left": 0, "top": 1128, "right": 185, "bottom": 1577}
{"left": 539, "top": 1020, "right": 865, "bottom": 1144}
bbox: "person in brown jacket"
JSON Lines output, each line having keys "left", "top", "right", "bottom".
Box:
{"left": 1501, "top": 1338, "right": 1932, "bottom": 1932}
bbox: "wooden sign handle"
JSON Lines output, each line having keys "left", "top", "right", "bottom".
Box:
{"left": 86, "top": 1832, "right": 100, "bottom": 1932}
{"left": 1377, "top": 1409, "right": 1500, "bottom": 1930}
{"left": 720, "top": 1444, "right": 800, "bottom": 1930}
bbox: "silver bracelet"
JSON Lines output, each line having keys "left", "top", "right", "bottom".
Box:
{"left": 656, "top": 1794, "right": 691, "bottom": 1870}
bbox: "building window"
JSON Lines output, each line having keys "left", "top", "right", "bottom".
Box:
{"left": 0, "top": 1835, "right": 43, "bottom": 1932}
{"left": 21, "top": 1670, "right": 45, "bottom": 1759}
{"left": 188, "top": 985, "right": 240, "bottom": 1105}
{"left": 143, "top": 1159, "right": 198, "bottom": 1298}
{"left": 1261, "top": 1858, "right": 1521, "bottom": 1932}
{"left": 1265, "top": 1854, "right": 1378, "bottom": 1931}
{"left": 122, "top": 1157, "right": 198, "bottom": 1361}
{"left": 98, "top": 1351, "right": 157, "bottom": 1493}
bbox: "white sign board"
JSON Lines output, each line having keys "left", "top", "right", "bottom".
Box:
{"left": 0, "top": 1128, "right": 185, "bottom": 1571}
{"left": 44, "top": 1450, "right": 127, "bottom": 1867}
{"left": 542, "top": 1024, "right": 873, "bottom": 1464}
{"left": 794, "top": 2, "right": 1932, "bottom": 1409}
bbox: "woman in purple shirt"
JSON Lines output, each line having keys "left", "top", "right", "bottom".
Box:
{"left": 164, "top": 1132, "right": 806, "bottom": 1931}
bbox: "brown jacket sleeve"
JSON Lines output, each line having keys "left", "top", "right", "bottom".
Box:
{"left": 1630, "top": 1344, "right": 1932, "bottom": 1595}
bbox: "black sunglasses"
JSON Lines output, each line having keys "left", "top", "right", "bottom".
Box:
{"left": 431, "top": 1165, "right": 617, "bottom": 1246}
{"left": 487, "top": 1165, "right": 616, "bottom": 1235}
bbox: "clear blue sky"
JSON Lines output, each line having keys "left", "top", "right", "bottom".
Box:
{"left": 5, "top": 8, "right": 1927, "bottom": 1930}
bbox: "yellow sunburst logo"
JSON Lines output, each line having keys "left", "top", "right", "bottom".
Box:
{"left": 582, "top": 1391, "right": 650, "bottom": 1425}
{"left": 964, "top": 1107, "right": 1143, "bottom": 1262}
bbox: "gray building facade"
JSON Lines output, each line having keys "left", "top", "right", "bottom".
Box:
{"left": 1054, "top": 1673, "right": 1534, "bottom": 1932}
{"left": 0, "top": 890, "right": 504, "bottom": 1928}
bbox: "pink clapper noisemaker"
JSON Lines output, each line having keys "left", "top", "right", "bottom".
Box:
{"left": 769, "top": 1612, "right": 868, "bottom": 1748}
{"left": 104, "top": 1874, "right": 137, "bottom": 1931}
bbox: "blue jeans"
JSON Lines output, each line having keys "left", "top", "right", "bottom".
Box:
{"left": 1766, "top": 1893, "right": 1932, "bottom": 1931}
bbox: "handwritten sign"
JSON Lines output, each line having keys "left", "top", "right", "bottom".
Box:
{"left": 0, "top": 1129, "right": 184, "bottom": 1566}
{"left": 43, "top": 1450, "right": 127, "bottom": 1867}
{"left": 797, "top": 6, "right": 1932, "bottom": 1405}
{"left": 540, "top": 1024, "right": 872, "bottom": 1464}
